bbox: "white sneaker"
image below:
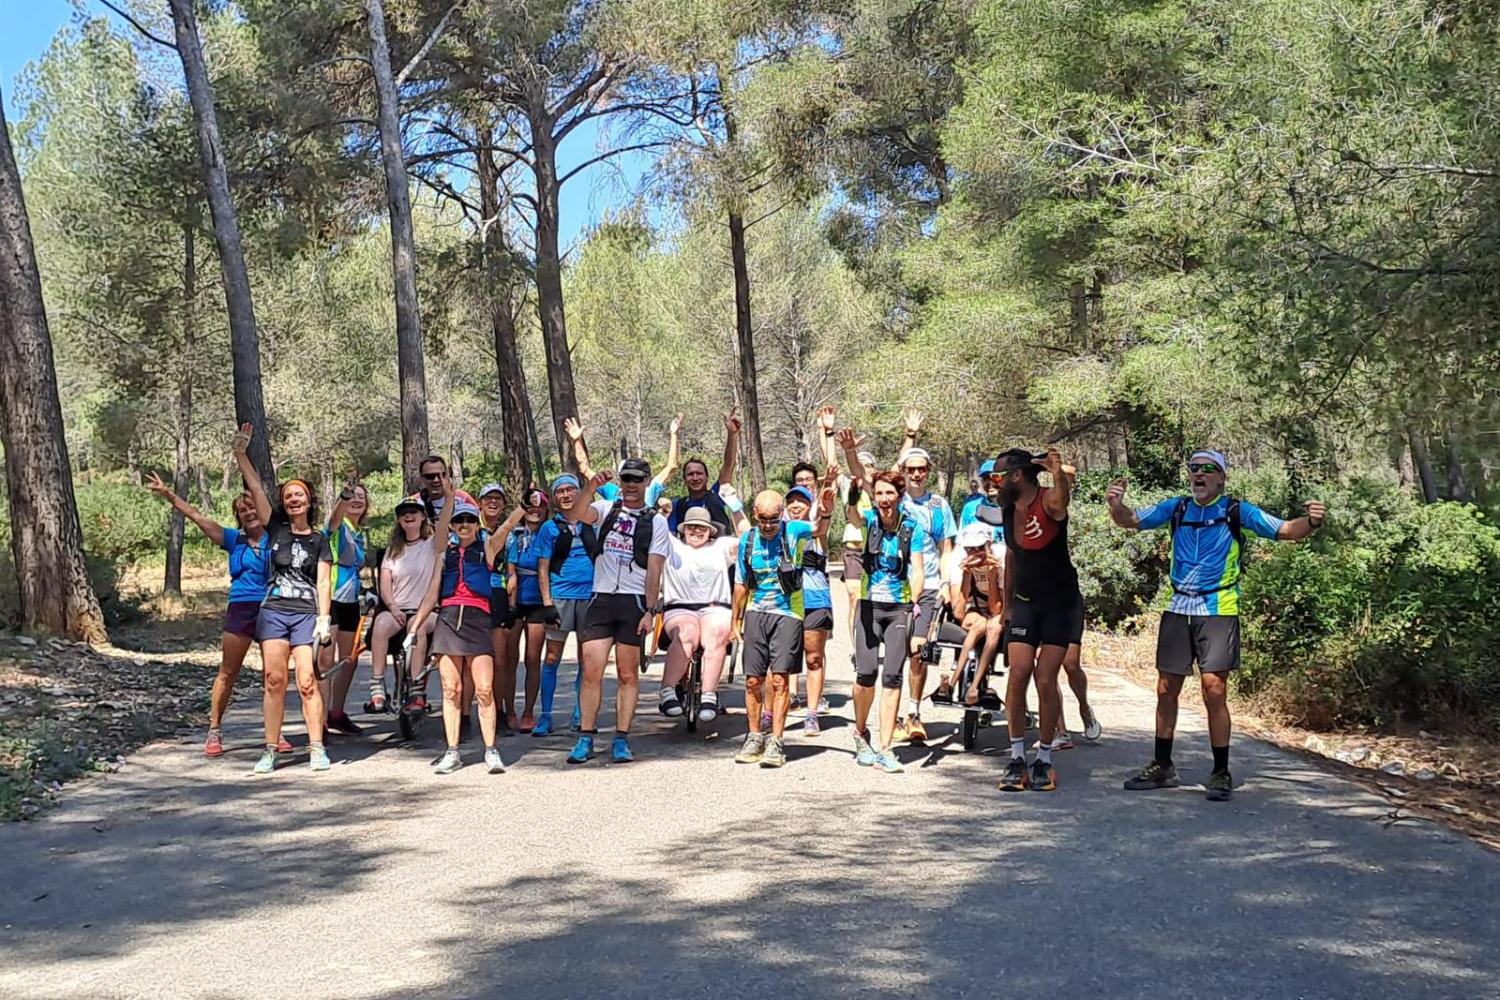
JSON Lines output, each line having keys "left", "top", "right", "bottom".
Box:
{"left": 484, "top": 747, "right": 505, "bottom": 774}
{"left": 1083, "top": 709, "right": 1103, "bottom": 742}
{"left": 434, "top": 749, "right": 462, "bottom": 774}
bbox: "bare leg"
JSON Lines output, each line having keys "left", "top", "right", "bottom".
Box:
{"left": 1156, "top": 672, "right": 1186, "bottom": 739}
{"left": 522, "top": 622, "right": 545, "bottom": 723}
{"left": 614, "top": 643, "right": 642, "bottom": 733}
{"left": 471, "top": 654, "right": 498, "bottom": 746}
{"left": 327, "top": 626, "right": 357, "bottom": 716}
{"left": 439, "top": 655, "right": 464, "bottom": 748}
{"left": 579, "top": 638, "right": 612, "bottom": 729}
{"left": 1005, "top": 642, "right": 1038, "bottom": 744}
{"left": 770, "top": 673, "right": 791, "bottom": 738}
{"left": 210, "top": 632, "right": 253, "bottom": 730}
{"left": 699, "top": 615, "right": 732, "bottom": 693}
{"left": 1201, "top": 670, "right": 1231, "bottom": 747}
{"left": 292, "top": 644, "right": 325, "bottom": 744}
{"left": 803, "top": 629, "right": 827, "bottom": 711}
{"left": 261, "top": 640, "right": 290, "bottom": 746}
{"left": 660, "top": 617, "right": 699, "bottom": 689}
{"left": 745, "top": 676, "right": 765, "bottom": 734}
{"left": 1032, "top": 645, "right": 1065, "bottom": 747}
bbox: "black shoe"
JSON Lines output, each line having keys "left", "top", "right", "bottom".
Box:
{"left": 1029, "top": 758, "right": 1056, "bottom": 791}
{"left": 326, "top": 712, "right": 362, "bottom": 735}
{"left": 1205, "top": 769, "right": 1233, "bottom": 801}
{"left": 1124, "top": 760, "right": 1181, "bottom": 790}
{"left": 999, "top": 756, "right": 1029, "bottom": 792}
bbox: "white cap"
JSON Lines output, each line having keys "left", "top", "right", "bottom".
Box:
{"left": 899, "top": 447, "right": 932, "bottom": 466}
{"left": 958, "top": 523, "right": 992, "bottom": 549}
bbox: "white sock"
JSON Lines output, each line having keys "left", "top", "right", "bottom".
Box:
{"left": 1011, "top": 739, "right": 1026, "bottom": 760}
{"left": 1038, "top": 745, "right": 1053, "bottom": 764}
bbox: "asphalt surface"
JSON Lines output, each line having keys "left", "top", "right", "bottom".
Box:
{"left": 2, "top": 619, "right": 1498, "bottom": 1000}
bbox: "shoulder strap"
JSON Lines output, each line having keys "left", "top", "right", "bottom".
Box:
{"left": 632, "top": 507, "right": 655, "bottom": 570}
{"left": 1227, "top": 497, "right": 1244, "bottom": 567}
{"left": 586, "top": 501, "right": 623, "bottom": 560}
{"left": 1169, "top": 497, "right": 1190, "bottom": 537}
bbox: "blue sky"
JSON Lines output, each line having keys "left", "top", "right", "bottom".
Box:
{"left": 0, "top": 0, "right": 645, "bottom": 249}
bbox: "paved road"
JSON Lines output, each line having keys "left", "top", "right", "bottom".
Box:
{"left": 2, "top": 621, "right": 1497, "bottom": 1000}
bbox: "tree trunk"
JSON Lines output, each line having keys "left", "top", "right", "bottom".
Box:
{"left": 727, "top": 209, "right": 767, "bottom": 491}
{"left": 528, "top": 106, "right": 580, "bottom": 469}
{"left": 197, "top": 465, "right": 214, "bottom": 510}
{"left": 365, "top": 0, "right": 430, "bottom": 490}
{"left": 1408, "top": 423, "right": 1439, "bottom": 503}
{"left": 167, "top": 0, "right": 272, "bottom": 488}
{"left": 165, "top": 222, "right": 197, "bottom": 596}
{"left": 475, "top": 125, "right": 534, "bottom": 489}
{"left": 1444, "top": 425, "right": 1471, "bottom": 503}
{"left": 0, "top": 91, "right": 108, "bottom": 642}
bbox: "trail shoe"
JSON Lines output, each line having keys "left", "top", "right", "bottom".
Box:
{"left": 204, "top": 729, "right": 224, "bottom": 758}
{"left": 1206, "top": 769, "right": 1234, "bottom": 802}
{"left": 484, "top": 747, "right": 506, "bottom": 774}
{"left": 308, "top": 744, "right": 331, "bottom": 772}
{"left": 1082, "top": 708, "right": 1102, "bottom": 742}
{"left": 659, "top": 690, "right": 684, "bottom": 718}
{"left": 253, "top": 747, "right": 277, "bottom": 775}
{"left": 905, "top": 714, "right": 928, "bottom": 744}
{"left": 999, "top": 756, "right": 1029, "bottom": 792}
{"left": 1124, "top": 761, "right": 1181, "bottom": 791}
{"left": 610, "top": 736, "right": 634, "bottom": 764}
{"left": 735, "top": 732, "right": 767, "bottom": 764}
{"left": 1029, "top": 758, "right": 1056, "bottom": 791}
{"left": 532, "top": 715, "right": 554, "bottom": 738}
{"left": 873, "top": 749, "right": 904, "bottom": 773}
{"left": 566, "top": 735, "right": 595, "bottom": 764}
{"left": 434, "top": 748, "right": 462, "bottom": 774}
{"left": 759, "top": 736, "right": 787, "bottom": 768}
{"left": 803, "top": 711, "right": 822, "bottom": 736}
{"left": 852, "top": 729, "right": 877, "bottom": 767}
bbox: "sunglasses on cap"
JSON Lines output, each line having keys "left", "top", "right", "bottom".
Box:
{"left": 1187, "top": 463, "right": 1222, "bottom": 474}
{"left": 618, "top": 473, "right": 648, "bottom": 484}
{"left": 451, "top": 515, "right": 480, "bottom": 525}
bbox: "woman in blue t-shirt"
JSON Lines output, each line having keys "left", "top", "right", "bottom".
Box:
{"left": 505, "top": 487, "right": 550, "bottom": 733}
{"left": 145, "top": 471, "right": 269, "bottom": 760}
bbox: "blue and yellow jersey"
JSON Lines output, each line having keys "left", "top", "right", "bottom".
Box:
{"left": 1136, "top": 495, "right": 1284, "bottom": 616}
{"left": 860, "top": 510, "right": 929, "bottom": 604}
{"left": 738, "top": 521, "right": 813, "bottom": 619}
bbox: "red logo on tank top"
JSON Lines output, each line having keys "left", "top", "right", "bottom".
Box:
{"left": 1019, "top": 492, "right": 1060, "bottom": 550}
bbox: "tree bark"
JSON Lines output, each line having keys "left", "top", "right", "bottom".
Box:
{"left": 1444, "top": 425, "right": 1471, "bottom": 503}
{"left": 365, "top": 0, "right": 431, "bottom": 490}
{"left": 475, "top": 124, "right": 534, "bottom": 489}
{"left": 727, "top": 209, "right": 767, "bottom": 491}
{"left": 165, "top": 221, "right": 197, "bottom": 596}
{"left": 0, "top": 91, "right": 108, "bottom": 642}
{"left": 527, "top": 107, "right": 581, "bottom": 469}
{"left": 1408, "top": 423, "right": 1439, "bottom": 503}
{"left": 167, "top": 0, "right": 272, "bottom": 488}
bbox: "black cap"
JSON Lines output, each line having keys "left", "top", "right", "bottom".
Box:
{"left": 993, "top": 448, "right": 1037, "bottom": 473}
{"left": 618, "top": 458, "right": 652, "bottom": 478}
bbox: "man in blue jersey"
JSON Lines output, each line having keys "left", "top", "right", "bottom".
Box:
{"left": 1107, "top": 449, "right": 1326, "bottom": 801}
{"left": 893, "top": 445, "right": 956, "bottom": 744}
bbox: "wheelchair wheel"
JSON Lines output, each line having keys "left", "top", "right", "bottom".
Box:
{"left": 685, "top": 653, "right": 701, "bottom": 734}
{"left": 961, "top": 708, "right": 980, "bottom": 750}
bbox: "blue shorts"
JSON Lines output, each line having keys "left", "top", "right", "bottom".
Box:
{"left": 256, "top": 606, "right": 317, "bottom": 647}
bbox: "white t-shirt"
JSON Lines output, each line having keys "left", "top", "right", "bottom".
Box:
{"left": 589, "top": 499, "right": 672, "bottom": 596}
{"left": 664, "top": 536, "right": 738, "bottom": 606}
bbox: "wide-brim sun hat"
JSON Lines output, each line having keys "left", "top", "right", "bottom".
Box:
{"left": 677, "top": 505, "right": 720, "bottom": 538}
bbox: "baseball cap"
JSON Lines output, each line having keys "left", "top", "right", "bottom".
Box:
{"left": 899, "top": 447, "right": 932, "bottom": 468}
{"left": 784, "top": 486, "right": 814, "bottom": 505}
{"left": 478, "top": 482, "right": 506, "bottom": 499}
{"left": 451, "top": 499, "right": 481, "bottom": 520}
{"left": 618, "top": 458, "right": 652, "bottom": 479}
{"left": 958, "top": 522, "right": 992, "bottom": 548}
{"left": 978, "top": 459, "right": 996, "bottom": 478}
{"left": 394, "top": 493, "right": 425, "bottom": 515}
{"left": 550, "top": 474, "right": 580, "bottom": 492}
{"left": 1189, "top": 449, "right": 1228, "bottom": 473}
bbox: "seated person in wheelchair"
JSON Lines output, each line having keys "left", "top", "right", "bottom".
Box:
{"left": 366, "top": 495, "right": 438, "bottom": 712}
{"left": 932, "top": 523, "right": 1004, "bottom": 706}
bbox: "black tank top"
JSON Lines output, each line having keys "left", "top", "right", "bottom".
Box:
{"left": 1002, "top": 489, "right": 1080, "bottom": 603}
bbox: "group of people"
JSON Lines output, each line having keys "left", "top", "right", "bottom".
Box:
{"left": 148, "top": 407, "right": 1327, "bottom": 800}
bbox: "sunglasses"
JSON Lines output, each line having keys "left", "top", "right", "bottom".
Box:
{"left": 422, "top": 472, "right": 444, "bottom": 481}
{"left": 619, "top": 474, "right": 647, "bottom": 484}
{"left": 904, "top": 466, "right": 930, "bottom": 474}
{"left": 452, "top": 515, "right": 479, "bottom": 525}
{"left": 1187, "top": 463, "right": 1222, "bottom": 474}
{"left": 755, "top": 514, "right": 782, "bottom": 524}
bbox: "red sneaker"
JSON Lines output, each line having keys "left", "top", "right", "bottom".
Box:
{"left": 204, "top": 730, "right": 224, "bottom": 757}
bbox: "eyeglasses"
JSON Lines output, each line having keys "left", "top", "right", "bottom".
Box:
{"left": 904, "top": 466, "right": 930, "bottom": 475}
{"left": 619, "top": 474, "right": 647, "bottom": 484}
{"left": 452, "top": 515, "right": 479, "bottom": 525}
{"left": 1187, "top": 463, "right": 1221, "bottom": 474}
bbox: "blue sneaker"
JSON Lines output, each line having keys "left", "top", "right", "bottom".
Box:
{"left": 532, "top": 715, "right": 554, "bottom": 737}
{"left": 308, "top": 744, "right": 331, "bottom": 772}
{"left": 852, "top": 729, "right": 877, "bottom": 767}
{"left": 873, "top": 749, "right": 904, "bottom": 773}
{"left": 610, "top": 736, "right": 634, "bottom": 764}
{"left": 566, "top": 735, "right": 594, "bottom": 764}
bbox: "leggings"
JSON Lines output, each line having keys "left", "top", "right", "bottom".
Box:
{"left": 854, "top": 600, "right": 910, "bottom": 690}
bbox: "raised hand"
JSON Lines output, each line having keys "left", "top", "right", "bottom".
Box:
{"left": 822, "top": 463, "right": 841, "bottom": 485}
{"left": 563, "top": 416, "right": 585, "bottom": 442}
{"left": 589, "top": 471, "right": 610, "bottom": 490}
{"left": 817, "top": 405, "right": 837, "bottom": 433}
{"left": 904, "top": 408, "right": 925, "bottom": 436}
{"left": 442, "top": 471, "right": 456, "bottom": 500}
{"left": 1306, "top": 500, "right": 1327, "bottom": 525}
{"left": 724, "top": 408, "right": 742, "bottom": 435}
{"left": 144, "top": 471, "right": 173, "bottom": 500}
{"left": 835, "top": 427, "right": 866, "bottom": 452}
{"left": 1105, "top": 477, "right": 1128, "bottom": 508}
{"left": 230, "top": 423, "right": 252, "bottom": 455}
{"left": 669, "top": 412, "right": 684, "bottom": 436}
{"left": 1034, "top": 447, "right": 1067, "bottom": 479}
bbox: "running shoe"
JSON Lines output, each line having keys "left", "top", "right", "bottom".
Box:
{"left": 204, "top": 729, "right": 224, "bottom": 758}
{"left": 999, "top": 756, "right": 1029, "bottom": 792}
{"left": 253, "top": 747, "right": 277, "bottom": 775}
{"left": 873, "top": 749, "right": 904, "bottom": 773}
{"left": 434, "top": 748, "right": 462, "bottom": 774}
{"left": 1029, "top": 758, "right": 1056, "bottom": 791}
{"left": 309, "top": 745, "right": 331, "bottom": 772}
{"left": 698, "top": 693, "right": 720, "bottom": 724}
{"left": 275, "top": 736, "right": 294, "bottom": 754}
{"left": 532, "top": 715, "right": 554, "bottom": 737}
{"left": 852, "top": 729, "right": 877, "bottom": 767}
{"left": 818, "top": 697, "right": 830, "bottom": 713}
{"left": 484, "top": 747, "right": 506, "bottom": 774}
{"left": 892, "top": 716, "right": 912, "bottom": 743}
{"left": 905, "top": 714, "right": 928, "bottom": 744}
{"left": 760, "top": 736, "right": 787, "bottom": 768}
{"left": 566, "top": 735, "right": 594, "bottom": 764}
{"left": 803, "top": 711, "right": 821, "bottom": 736}
{"left": 326, "top": 712, "right": 362, "bottom": 735}
{"left": 1035, "top": 732, "right": 1074, "bottom": 752}
{"left": 1082, "top": 708, "right": 1102, "bottom": 742}
{"left": 364, "top": 688, "right": 388, "bottom": 714}
{"left": 735, "top": 732, "right": 767, "bottom": 764}
{"left": 610, "top": 736, "right": 634, "bottom": 764}
{"left": 1206, "top": 769, "right": 1233, "bottom": 802}
{"left": 659, "top": 690, "right": 684, "bottom": 718}
{"left": 1123, "top": 761, "right": 1181, "bottom": 790}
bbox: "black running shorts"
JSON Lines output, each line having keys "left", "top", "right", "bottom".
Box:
{"left": 741, "top": 610, "right": 804, "bottom": 677}
{"left": 581, "top": 592, "right": 647, "bottom": 648}
{"left": 1007, "top": 593, "right": 1084, "bottom": 649}
{"left": 1156, "top": 611, "right": 1239, "bottom": 675}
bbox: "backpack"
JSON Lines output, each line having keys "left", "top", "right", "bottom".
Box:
{"left": 546, "top": 515, "right": 596, "bottom": 572}
{"left": 862, "top": 515, "right": 915, "bottom": 581}
{"left": 1168, "top": 496, "right": 1246, "bottom": 597}
{"left": 741, "top": 529, "right": 805, "bottom": 596}
{"left": 585, "top": 500, "right": 656, "bottom": 570}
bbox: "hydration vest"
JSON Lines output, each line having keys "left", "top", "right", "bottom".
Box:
{"left": 585, "top": 501, "right": 657, "bottom": 570}
{"left": 441, "top": 542, "right": 492, "bottom": 600}
{"left": 862, "top": 515, "right": 915, "bottom": 580}
{"left": 1168, "top": 496, "right": 1245, "bottom": 596}
{"left": 741, "top": 528, "right": 805, "bottom": 596}
{"left": 547, "top": 514, "right": 597, "bottom": 572}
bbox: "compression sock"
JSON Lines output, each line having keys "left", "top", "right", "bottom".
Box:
{"left": 1211, "top": 744, "right": 1230, "bottom": 773}
{"left": 539, "top": 659, "right": 560, "bottom": 715}
{"left": 1155, "top": 736, "right": 1174, "bottom": 767}
{"left": 1011, "top": 738, "right": 1026, "bottom": 760}
{"left": 1037, "top": 744, "right": 1053, "bottom": 765}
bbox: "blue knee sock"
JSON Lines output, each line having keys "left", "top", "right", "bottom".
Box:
{"left": 539, "top": 659, "right": 560, "bottom": 716}
{"left": 571, "top": 664, "right": 583, "bottom": 726}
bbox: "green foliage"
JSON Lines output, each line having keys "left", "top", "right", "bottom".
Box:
{"left": 0, "top": 723, "right": 108, "bottom": 821}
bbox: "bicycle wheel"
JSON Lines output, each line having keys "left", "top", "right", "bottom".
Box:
{"left": 685, "top": 652, "right": 701, "bottom": 733}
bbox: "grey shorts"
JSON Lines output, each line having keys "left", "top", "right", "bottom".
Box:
{"left": 741, "top": 610, "right": 804, "bottom": 677}
{"left": 1157, "top": 611, "right": 1239, "bottom": 675}
{"left": 545, "top": 598, "right": 590, "bottom": 642}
